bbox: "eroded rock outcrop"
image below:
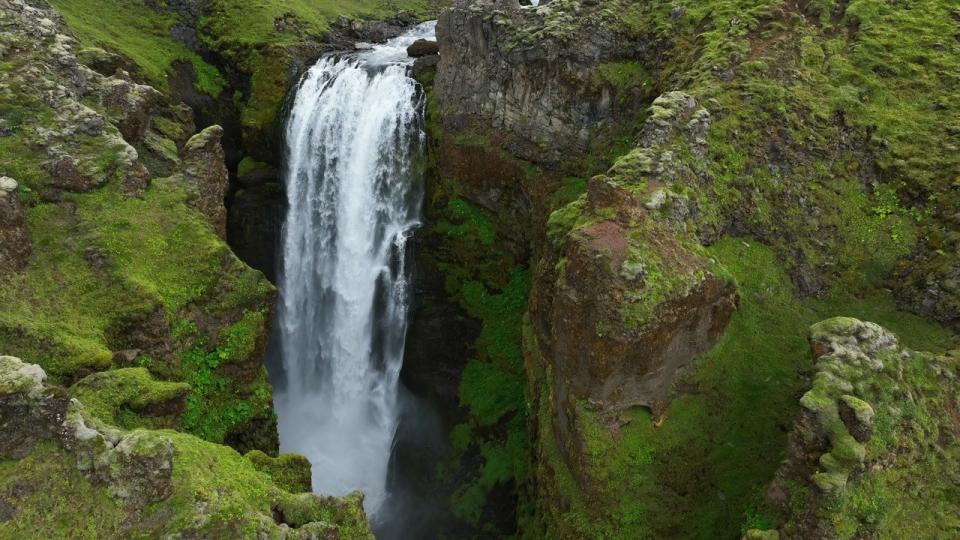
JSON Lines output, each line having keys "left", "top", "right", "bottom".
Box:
{"left": 527, "top": 92, "right": 738, "bottom": 501}
{"left": 748, "top": 319, "right": 960, "bottom": 539}
{"left": 0, "top": 355, "right": 374, "bottom": 538}
{"left": 181, "top": 124, "right": 229, "bottom": 238}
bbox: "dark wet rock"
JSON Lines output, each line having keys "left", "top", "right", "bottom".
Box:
{"left": 0, "top": 356, "right": 69, "bottom": 459}
{"left": 407, "top": 39, "right": 439, "bottom": 57}
{"left": 412, "top": 54, "right": 440, "bottom": 78}
{"left": 226, "top": 182, "right": 284, "bottom": 282}
{"left": 402, "top": 242, "right": 482, "bottom": 421}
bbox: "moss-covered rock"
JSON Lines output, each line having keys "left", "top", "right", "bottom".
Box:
{"left": 758, "top": 319, "right": 960, "bottom": 538}
{"left": 0, "top": 356, "right": 374, "bottom": 538}
{"left": 0, "top": 176, "right": 30, "bottom": 274}
{"left": 69, "top": 367, "right": 191, "bottom": 429}
{"left": 245, "top": 449, "right": 313, "bottom": 494}
{"left": 431, "top": 0, "right": 960, "bottom": 536}
{"left": 0, "top": 0, "right": 277, "bottom": 454}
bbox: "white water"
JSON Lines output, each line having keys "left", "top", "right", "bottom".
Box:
{"left": 274, "top": 21, "right": 434, "bottom": 518}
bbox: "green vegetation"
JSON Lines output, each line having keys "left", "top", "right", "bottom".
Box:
{"left": 531, "top": 238, "right": 954, "bottom": 539}
{"left": 200, "top": 0, "right": 441, "bottom": 139}
{"left": 0, "top": 443, "right": 129, "bottom": 539}
{"left": 593, "top": 61, "right": 651, "bottom": 95}
{"left": 201, "top": 0, "right": 437, "bottom": 51}
{"left": 758, "top": 319, "right": 960, "bottom": 538}
{"left": 0, "top": 171, "right": 273, "bottom": 451}
{"left": 244, "top": 450, "right": 314, "bottom": 494}
{"left": 436, "top": 199, "right": 496, "bottom": 247}
{"left": 0, "top": 431, "right": 371, "bottom": 538}
{"left": 49, "top": 0, "right": 225, "bottom": 96}
{"left": 447, "top": 265, "right": 532, "bottom": 527}
{"left": 69, "top": 367, "right": 191, "bottom": 429}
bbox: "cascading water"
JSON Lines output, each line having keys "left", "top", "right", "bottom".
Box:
{"left": 273, "top": 22, "right": 434, "bottom": 520}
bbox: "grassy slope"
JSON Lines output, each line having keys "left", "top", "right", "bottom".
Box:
{"left": 48, "top": 0, "right": 225, "bottom": 96}
{"left": 0, "top": 432, "right": 369, "bottom": 539}
{"left": 0, "top": 177, "right": 276, "bottom": 446}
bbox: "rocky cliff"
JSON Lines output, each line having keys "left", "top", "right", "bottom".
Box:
{"left": 0, "top": 1, "right": 381, "bottom": 534}
{"left": 420, "top": 0, "right": 960, "bottom": 537}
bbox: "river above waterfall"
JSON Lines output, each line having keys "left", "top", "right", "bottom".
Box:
{"left": 271, "top": 21, "right": 435, "bottom": 522}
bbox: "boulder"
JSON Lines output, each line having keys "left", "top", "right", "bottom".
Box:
{"left": 0, "top": 177, "right": 30, "bottom": 274}
{"left": 181, "top": 125, "right": 229, "bottom": 238}
{"left": 407, "top": 38, "right": 439, "bottom": 57}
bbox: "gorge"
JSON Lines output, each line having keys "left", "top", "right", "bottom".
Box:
{"left": 1, "top": 0, "right": 959, "bottom": 539}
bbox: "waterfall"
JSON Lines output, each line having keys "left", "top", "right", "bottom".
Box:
{"left": 273, "top": 21, "right": 435, "bottom": 518}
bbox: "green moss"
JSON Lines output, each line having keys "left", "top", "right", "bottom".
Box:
{"left": 202, "top": 0, "right": 442, "bottom": 136}
{"left": 459, "top": 357, "right": 525, "bottom": 427}
{"left": 179, "top": 344, "right": 274, "bottom": 446}
{"left": 156, "top": 430, "right": 370, "bottom": 537}
{"left": 244, "top": 450, "right": 313, "bottom": 493}
{"left": 237, "top": 156, "right": 271, "bottom": 178}
{"left": 0, "top": 174, "right": 274, "bottom": 443}
{"left": 189, "top": 55, "right": 227, "bottom": 97}
{"left": 546, "top": 195, "right": 586, "bottom": 249}
{"left": 0, "top": 443, "right": 128, "bottom": 539}
{"left": 593, "top": 61, "right": 651, "bottom": 94}
{"left": 69, "top": 367, "right": 191, "bottom": 429}
{"left": 436, "top": 199, "right": 496, "bottom": 247}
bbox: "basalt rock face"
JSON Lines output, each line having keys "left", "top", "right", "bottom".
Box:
{"left": 748, "top": 319, "right": 960, "bottom": 539}
{"left": 426, "top": 1, "right": 744, "bottom": 532}
{"left": 435, "top": 0, "right": 653, "bottom": 164}
{"left": 0, "top": 356, "right": 374, "bottom": 538}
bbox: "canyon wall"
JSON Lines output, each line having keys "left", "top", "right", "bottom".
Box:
{"left": 422, "top": 0, "right": 960, "bottom": 536}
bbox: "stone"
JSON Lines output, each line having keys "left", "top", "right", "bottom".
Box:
{"left": 407, "top": 39, "right": 439, "bottom": 57}
{"left": 838, "top": 394, "right": 874, "bottom": 442}
{"left": 45, "top": 154, "right": 104, "bottom": 193}
{"left": 412, "top": 54, "right": 440, "bottom": 78}
{"left": 75, "top": 46, "right": 121, "bottom": 76}
{"left": 181, "top": 125, "right": 229, "bottom": 238}
{"left": 0, "top": 356, "right": 69, "bottom": 459}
